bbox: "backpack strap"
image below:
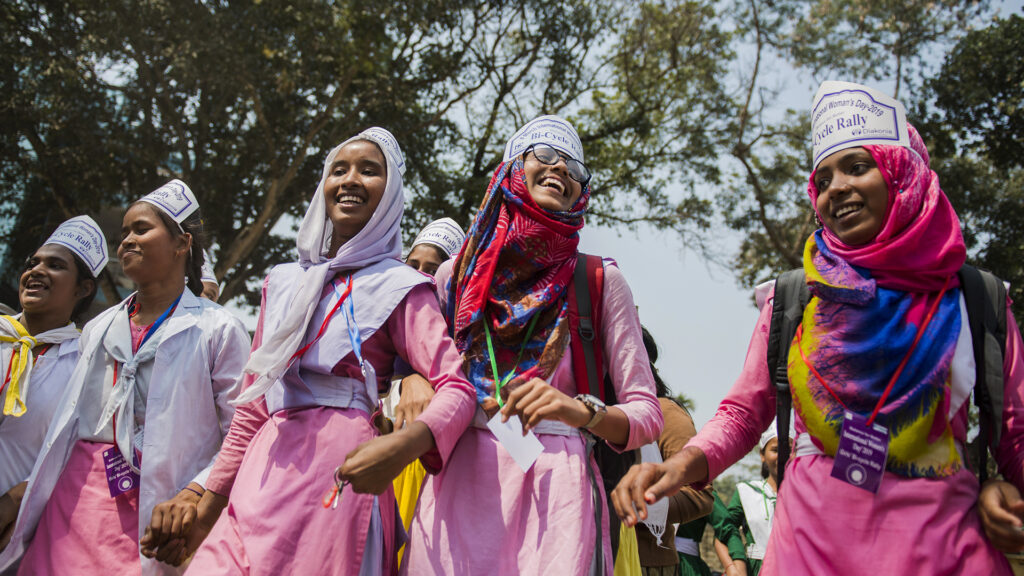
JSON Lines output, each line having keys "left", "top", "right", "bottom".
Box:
{"left": 568, "top": 253, "right": 607, "bottom": 401}
{"left": 766, "top": 269, "right": 810, "bottom": 487}
{"left": 959, "top": 264, "right": 1007, "bottom": 483}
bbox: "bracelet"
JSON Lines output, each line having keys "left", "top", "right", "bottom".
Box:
{"left": 183, "top": 485, "right": 205, "bottom": 498}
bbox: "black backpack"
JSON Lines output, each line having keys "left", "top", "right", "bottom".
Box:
{"left": 766, "top": 264, "right": 1007, "bottom": 486}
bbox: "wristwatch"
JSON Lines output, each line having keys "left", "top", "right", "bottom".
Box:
{"left": 575, "top": 394, "right": 607, "bottom": 429}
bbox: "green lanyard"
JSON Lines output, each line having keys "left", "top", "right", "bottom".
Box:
{"left": 482, "top": 313, "right": 540, "bottom": 407}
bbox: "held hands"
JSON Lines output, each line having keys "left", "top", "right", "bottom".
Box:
{"left": 394, "top": 373, "right": 435, "bottom": 430}
{"left": 978, "top": 479, "right": 1024, "bottom": 553}
{"left": 140, "top": 483, "right": 204, "bottom": 565}
{"left": 610, "top": 446, "right": 709, "bottom": 527}
{"left": 499, "top": 377, "right": 590, "bottom": 433}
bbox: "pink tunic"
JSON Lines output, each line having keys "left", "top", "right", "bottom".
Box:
{"left": 19, "top": 319, "right": 150, "bottom": 576}
{"left": 187, "top": 282, "right": 476, "bottom": 575}
{"left": 687, "top": 288, "right": 1024, "bottom": 575}
{"left": 402, "top": 260, "right": 663, "bottom": 576}
{"left": 18, "top": 441, "right": 141, "bottom": 575}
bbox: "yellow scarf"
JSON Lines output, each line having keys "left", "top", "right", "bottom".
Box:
{"left": 0, "top": 315, "right": 38, "bottom": 417}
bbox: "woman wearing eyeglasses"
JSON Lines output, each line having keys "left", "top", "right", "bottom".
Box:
{"left": 397, "top": 116, "right": 662, "bottom": 575}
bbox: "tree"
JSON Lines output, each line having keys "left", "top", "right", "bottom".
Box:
{"left": 0, "top": 0, "right": 736, "bottom": 310}
{"left": 932, "top": 14, "right": 1024, "bottom": 169}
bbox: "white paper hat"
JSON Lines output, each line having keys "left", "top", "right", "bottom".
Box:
{"left": 138, "top": 179, "right": 200, "bottom": 229}
{"left": 503, "top": 115, "right": 584, "bottom": 164}
{"left": 411, "top": 218, "right": 466, "bottom": 259}
{"left": 200, "top": 249, "right": 217, "bottom": 284}
{"left": 811, "top": 81, "right": 910, "bottom": 170}
{"left": 359, "top": 127, "right": 406, "bottom": 176}
{"left": 43, "top": 215, "right": 109, "bottom": 277}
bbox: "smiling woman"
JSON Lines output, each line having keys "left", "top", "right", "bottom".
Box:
{"left": 324, "top": 140, "right": 388, "bottom": 254}
{"left": 612, "top": 80, "right": 1024, "bottom": 576}
{"left": 0, "top": 182, "right": 250, "bottom": 576}
{"left": 0, "top": 216, "right": 105, "bottom": 556}
{"left": 182, "top": 128, "right": 476, "bottom": 576}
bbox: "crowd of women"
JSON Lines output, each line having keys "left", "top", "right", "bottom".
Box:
{"left": 0, "top": 80, "right": 1022, "bottom": 575}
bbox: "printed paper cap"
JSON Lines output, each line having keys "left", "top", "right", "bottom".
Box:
{"left": 411, "top": 218, "right": 466, "bottom": 259}
{"left": 811, "top": 81, "right": 910, "bottom": 170}
{"left": 139, "top": 179, "right": 200, "bottom": 225}
{"left": 200, "top": 249, "right": 217, "bottom": 284}
{"left": 503, "top": 115, "right": 584, "bottom": 164}
{"left": 43, "top": 215, "right": 109, "bottom": 277}
{"left": 358, "top": 127, "right": 406, "bottom": 176}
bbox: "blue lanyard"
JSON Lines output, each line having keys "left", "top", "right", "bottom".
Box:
{"left": 132, "top": 293, "right": 182, "bottom": 349}
{"left": 330, "top": 278, "right": 364, "bottom": 368}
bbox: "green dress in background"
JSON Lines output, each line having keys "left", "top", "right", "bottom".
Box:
{"left": 676, "top": 492, "right": 734, "bottom": 576}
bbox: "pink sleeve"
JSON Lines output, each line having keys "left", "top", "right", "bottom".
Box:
{"left": 387, "top": 283, "right": 476, "bottom": 474}
{"left": 996, "top": 299, "right": 1024, "bottom": 490}
{"left": 686, "top": 287, "right": 777, "bottom": 482}
{"left": 601, "top": 263, "right": 663, "bottom": 451}
{"left": 204, "top": 280, "right": 271, "bottom": 496}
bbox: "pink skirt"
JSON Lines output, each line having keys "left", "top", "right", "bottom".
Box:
{"left": 186, "top": 406, "right": 397, "bottom": 576}
{"left": 19, "top": 440, "right": 141, "bottom": 575}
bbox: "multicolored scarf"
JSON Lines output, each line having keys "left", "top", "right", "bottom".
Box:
{"left": 447, "top": 158, "right": 589, "bottom": 406}
{"left": 790, "top": 125, "right": 968, "bottom": 478}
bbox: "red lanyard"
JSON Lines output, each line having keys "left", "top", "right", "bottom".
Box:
{"left": 288, "top": 274, "right": 353, "bottom": 364}
{"left": 0, "top": 352, "right": 15, "bottom": 397}
{"left": 796, "top": 276, "right": 951, "bottom": 426}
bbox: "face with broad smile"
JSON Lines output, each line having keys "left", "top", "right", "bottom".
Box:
{"left": 813, "top": 147, "right": 890, "bottom": 246}
{"left": 523, "top": 148, "right": 584, "bottom": 212}
{"left": 118, "top": 202, "right": 190, "bottom": 285}
{"left": 323, "top": 140, "right": 387, "bottom": 253}
{"left": 20, "top": 244, "right": 89, "bottom": 318}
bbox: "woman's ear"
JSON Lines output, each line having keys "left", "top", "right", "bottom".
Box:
{"left": 176, "top": 232, "right": 193, "bottom": 258}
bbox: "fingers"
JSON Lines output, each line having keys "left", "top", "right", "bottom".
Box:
{"left": 644, "top": 468, "right": 681, "bottom": 503}
{"left": 611, "top": 463, "right": 660, "bottom": 527}
{"left": 393, "top": 408, "right": 407, "bottom": 432}
{"left": 154, "top": 537, "right": 185, "bottom": 565}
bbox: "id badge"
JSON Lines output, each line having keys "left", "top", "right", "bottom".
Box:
{"left": 102, "top": 447, "right": 140, "bottom": 497}
{"left": 830, "top": 411, "right": 889, "bottom": 493}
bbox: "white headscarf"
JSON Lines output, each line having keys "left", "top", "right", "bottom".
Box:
{"left": 237, "top": 128, "right": 407, "bottom": 403}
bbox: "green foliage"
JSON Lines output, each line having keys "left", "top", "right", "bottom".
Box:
{"left": 0, "top": 0, "right": 736, "bottom": 309}
{"left": 932, "top": 14, "right": 1024, "bottom": 169}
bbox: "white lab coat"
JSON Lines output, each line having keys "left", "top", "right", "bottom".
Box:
{"left": 0, "top": 289, "right": 250, "bottom": 575}
{"left": 0, "top": 337, "right": 79, "bottom": 495}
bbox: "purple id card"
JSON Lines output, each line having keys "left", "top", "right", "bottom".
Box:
{"left": 830, "top": 411, "right": 889, "bottom": 493}
{"left": 102, "top": 447, "right": 140, "bottom": 497}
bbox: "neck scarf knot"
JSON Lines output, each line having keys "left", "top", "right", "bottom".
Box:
{"left": 1, "top": 315, "right": 80, "bottom": 417}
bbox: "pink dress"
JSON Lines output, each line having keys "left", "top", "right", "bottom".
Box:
{"left": 187, "top": 282, "right": 476, "bottom": 576}
{"left": 401, "top": 260, "right": 663, "bottom": 576}
{"left": 688, "top": 288, "right": 1024, "bottom": 575}
{"left": 19, "top": 317, "right": 151, "bottom": 575}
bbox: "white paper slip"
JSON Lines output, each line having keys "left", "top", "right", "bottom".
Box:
{"left": 487, "top": 413, "right": 544, "bottom": 473}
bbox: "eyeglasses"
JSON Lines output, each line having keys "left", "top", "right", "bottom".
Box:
{"left": 525, "top": 145, "right": 591, "bottom": 184}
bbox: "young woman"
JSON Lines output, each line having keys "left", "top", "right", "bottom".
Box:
{"left": 612, "top": 81, "right": 1024, "bottom": 575}
{"left": 0, "top": 181, "right": 250, "bottom": 575}
{"left": 181, "top": 128, "right": 477, "bottom": 575}
{"left": 400, "top": 115, "right": 663, "bottom": 575}
{"left": 0, "top": 216, "right": 105, "bottom": 549}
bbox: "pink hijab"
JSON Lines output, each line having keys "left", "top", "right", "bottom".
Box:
{"left": 807, "top": 124, "right": 966, "bottom": 292}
